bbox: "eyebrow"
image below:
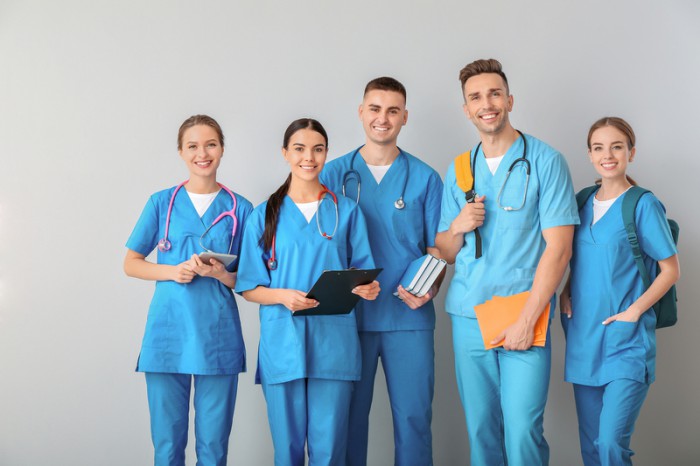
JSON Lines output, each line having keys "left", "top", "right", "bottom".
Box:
{"left": 467, "top": 87, "right": 503, "bottom": 98}
{"left": 367, "top": 103, "right": 401, "bottom": 111}
{"left": 186, "top": 139, "right": 218, "bottom": 144}
{"left": 591, "top": 140, "right": 625, "bottom": 146}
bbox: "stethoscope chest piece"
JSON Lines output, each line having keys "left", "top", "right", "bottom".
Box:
{"left": 157, "top": 238, "right": 171, "bottom": 252}
{"left": 267, "top": 258, "right": 278, "bottom": 271}
{"left": 394, "top": 197, "right": 405, "bottom": 210}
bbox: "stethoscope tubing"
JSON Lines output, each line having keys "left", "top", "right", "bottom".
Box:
{"left": 158, "top": 180, "right": 238, "bottom": 254}
{"left": 267, "top": 185, "right": 339, "bottom": 271}
{"left": 342, "top": 146, "right": 409, "bottom": 210}
{"left": 471, "top": 130, "right": 530, "bottom": 212}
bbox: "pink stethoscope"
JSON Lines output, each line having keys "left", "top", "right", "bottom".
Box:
{"left": 157, "top": 180, "right": 238, "bottom": 254}
{"left": 267, "top": 185, "right": 338, "bottom": 271}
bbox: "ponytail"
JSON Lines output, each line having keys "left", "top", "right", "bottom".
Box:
{"left": 261, "top": 173, "right": 292, "bottom": 252}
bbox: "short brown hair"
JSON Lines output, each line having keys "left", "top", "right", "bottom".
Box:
{"left": 177, "top": 114, "right": 224, "bottom": 150}
{"left": 364, "top": 77, "right": 407, "bottom": 101}
{"left": 459, "top": 59, "right": 509, "bottom": 94}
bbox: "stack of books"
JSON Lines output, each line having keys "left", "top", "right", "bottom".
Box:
{"left": 395, "top": 254, "right": 447, "bottom": 298}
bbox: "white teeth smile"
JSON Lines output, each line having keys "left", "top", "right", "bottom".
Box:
{"left": 373, "top": 126, "right": 389, "bottom": 131}
{"left": 195, "top": 161, "right": 212, "bottom": 167}
{"left": 601, "top": 162, "right": 617, "bottom": 168}
{"left": 481, "top": 114, "right": 497, "bottom": 120}
{"left": 300, "top": 165, "right": 316, "bottom": 170}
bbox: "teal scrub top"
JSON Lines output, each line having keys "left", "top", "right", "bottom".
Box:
{"left": 322, "top": 149, "right": 443, "bottom": 331}
{"left": 126, "top": 185, "right": 253, "bottom": 375}
{"left": 235, "top": 194, "right": 376, "bottom": 385}
{"left": 563, "top": 190, "right": 677, "bottom": 386}
{"left": 438, "top": 134, "right": 579, "bottom": 318}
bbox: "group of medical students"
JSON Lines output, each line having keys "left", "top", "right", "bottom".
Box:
{"left": 124, "top": 59, "right": 680, "bottom": 466}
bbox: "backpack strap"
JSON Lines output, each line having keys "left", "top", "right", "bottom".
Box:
{"left": 576, "top": 185, "right": 599, "bottom": 211}
{"left": 454, "top": 151, "right": 482, "bottom": 259}
{"left": 621, "top": 186, "right": 653, "bottom": 290}
{"left": 455, "top": 151, "right": 474, "bottom": 192}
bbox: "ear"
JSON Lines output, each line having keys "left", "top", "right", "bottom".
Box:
{"left": 588, "top": 149, "right": 593, "bottom": 164}
{"left": 462, "top": 102, "right": 471, "bottom": 119}
{"left": 358, "top": 103, "right": 364, "bottom": 121}
{"left": 281, "top": 147, "right": 289, "bottom": 163}
{"left": 507, "top": 94, "right": 514, "bottom": 112}
{"left": 402, "top": 108, "right": 409, "bottom": 126}
{"left": 628, "top": 147, "right": 636, "bottom": 163}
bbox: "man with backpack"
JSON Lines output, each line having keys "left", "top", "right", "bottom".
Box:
{"left": 435, "top": 58, "right": 579, "bottom": 465}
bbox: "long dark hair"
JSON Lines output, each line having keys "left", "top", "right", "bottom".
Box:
{"left": 261, "top": 118, "right": 329, "bottom": 252}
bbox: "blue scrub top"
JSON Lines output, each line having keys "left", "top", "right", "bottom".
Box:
{"left": 321, "top": 149, "right": 443, "bottom": 331}
{"left": 126, "top": 185, "right": 253, "bottom": 375}
{"left": 563, "top": 190, "right": 677, "bottom": 386}
{"left": 438, "top": 134, "right": 579, "bottom": 318}
{"left": 235, "top": 194, "right": 376, "bottom": 385}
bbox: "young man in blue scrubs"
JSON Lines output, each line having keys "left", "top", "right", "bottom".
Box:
{"left": 322, "top": 77, "right": 444, "bottom": 466}
{"left": 435, "top": 59, "right": 579, "bottom": 466}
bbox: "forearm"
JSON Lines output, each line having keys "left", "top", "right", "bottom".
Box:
{"left": 435, "top": 228, "right": 465, "bottom": 265}
{"left": 242, "top": 286, "right": 284, "bottom": 305}
{"left": 520, "top": 229, "right": 573, "bottom": 325}
{"left": 124, "top": 255, "right": 175, "bottom": 281}
{"left": 626, "top": 255, "right": 680, "bottom": 319}
{"left": 217, "top": 271, "right": 237, "bottom": 289}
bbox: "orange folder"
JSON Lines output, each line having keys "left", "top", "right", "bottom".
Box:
{"left": 473, "top": 291, "right": 550, "bottom": 350}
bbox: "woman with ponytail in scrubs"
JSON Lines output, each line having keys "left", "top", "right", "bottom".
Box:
{"left": 560, "top": 117, "right": 680, "bottom": 466}
{"left": 235, "top": 118, "right": 379, "bottom": 466}
{"left": 124, "top": 115, "right": 253, "bottom": 465}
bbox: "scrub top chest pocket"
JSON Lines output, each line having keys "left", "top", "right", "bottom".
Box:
{"left": 392, "top": 205, "right": 425, "bottom": 249}
{"left": 494, "top": 168, "right": 539, "bottom": 231}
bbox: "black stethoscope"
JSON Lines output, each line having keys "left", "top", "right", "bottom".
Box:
{"left": 267, "top": 185, "right": 339, "bottom": 271}
{"left": 472, "top": 130, "right": 530, "bottom": 211}
{"left": 342, "top": 146, "right": 409, "bottom": 210}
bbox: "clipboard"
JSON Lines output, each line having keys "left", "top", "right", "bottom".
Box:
{"left": 294, "top": 268, "right": 383, "bottom": 316}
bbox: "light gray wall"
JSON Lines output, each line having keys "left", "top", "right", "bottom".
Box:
{"left": 1, "top": 1, "right": 698, "bottom": 464}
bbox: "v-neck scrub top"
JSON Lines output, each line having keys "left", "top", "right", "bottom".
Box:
{"left": 439, "top": 134, "right": 579, "bottom": 318}
{"left": 126, "top": 185, "right": 253, "bottom": 375}
{"left": 235, "top": 195, "right": 376, "bottom": 385}
{"left": 321, "top": 150, "right": 443, "bottom": 331}
{"left": 563, "top": 190, "right": 677, "bottom": 386}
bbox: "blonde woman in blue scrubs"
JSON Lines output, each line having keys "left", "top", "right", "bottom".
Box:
{"left": 560, "top": 117, "right": 680, "bottom": 466}
{"left": 124, "top": 115, "right": 253, "bottom": 465}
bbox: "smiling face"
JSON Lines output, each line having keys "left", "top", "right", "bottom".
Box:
{"left": 462, "top": 72, "right": 513, "bottom": 136}
{"left": 359, "top": 89, "right": 408, "bottom": 147}
{"left": 282, "top": 128, "right": 328, "bottom": 183}
{"left": 178, "top": 124, "right": 223, "bottom": 179}
{"left": 588, "top": 125, "right": 636, "bottom": 182}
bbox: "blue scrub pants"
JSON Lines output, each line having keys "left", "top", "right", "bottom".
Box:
{"left": 145, "top": 372, "right": 238, "bottom": 466}
{"left": 573, "top": 380, "right": 649, "bottom": 466}
{"left": 347, "top": 330, "right": 435, "bottom": 466}
{"left": 262, "top": 377, "right": 353, "bottom": 466}
{"left": 451, "top": 315, "right": 550, "bottom": 466}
